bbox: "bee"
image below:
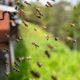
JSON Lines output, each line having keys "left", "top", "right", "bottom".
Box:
{"left": 19, "top": 57, "right": 26, "bottom": 61}
{"left": 16, "top": 0, "right": 20, "bottom": 4}
{"left": 22, "top": 20, "right": 28, "bottom": 27}
{"left": 35, "top": 8, "right": 40, "bottom": 12}
{"left": 16, "top": 57, "right": 25, "bottom": 62}
{"left": 13, "top": 67, "right": 20, "bottom": 73}
{"left": 13, "top": 66, "right": 20, "bottom": 72}
{"left": 66, "top": 36, "right": 76, "bottom": 43}
{"left": 45, "top": 50, "right": 51, "bottom": 58}
{"left": 31, "top": 70, "right": 40, "bottom": 78}
{"left": 70, "top": 23, "right": 75, "bottom": 27}
{"left": 51, "top": 0, "right": 55, "bottom": 1}
{"left": 51, "top": 75, "right": 57, "bottom": 80}
{"left": 16, "top": 57, "right": 21, "bottom": 63}
{"left": 16, "top": 39, "right": 20, "bottom": 42}
{"left": 36, "top": 14, "right": 41, "bottom": 19}
{"left": 48, "top": 44, "right": 54, "bottom": 50}
{"left": 55, "top": 37, "right": 59, "bottom": 41}
{"left": 17, "top": 36, "right": 23, "bottom": 41}
{"left": 35, "top": 8, "right": 43, "bottom": 16}
{"left": 32, "top": 42, "right": 39, "bottom": 48}
{"left": 73, "top": 39, "right": 76, "bottom": 43}
{"left": 43, "top": 26, "right": 47, "bottom": 29}
{"left": 19, "top": 9, "right": 29, "bottom": 21}
{"left": 46, "top": 35, "right": 49, "bottom": 40}
{"left": 66, "top": 36, "right": 73, "bottom": 41}
{"left": 37, "top": 62, "right": 42, "bottom": 68}
{"left": 46, "top": 1, "right": 53, "bottom": 7}
{"left": 24, "top": 1, "right": 31, "bottom": 6}
{"left": 2, "top": 48, "right": 9, "bottom": 53}
{"left": 45, "top": 4, "right": 49, "bottom": 7}
{"left": 19, "top": 9, "right": 25, "bottom": 17}
{"left": 34, "top": 28, "right": 37, "bottom": 31}
{"left": 16, "top": 36, "right": 23, "bottom": 42}
{"left": 26, "top": 56, "right": 32, "bottom": 60}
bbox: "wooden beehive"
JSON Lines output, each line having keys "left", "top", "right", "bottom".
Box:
{"left": 0, "top": 10, "right": 10, "bottom": 42}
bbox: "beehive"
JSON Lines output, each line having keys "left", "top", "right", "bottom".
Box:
{"left": 0, "top": 10, "right": 10, "bottom": 42}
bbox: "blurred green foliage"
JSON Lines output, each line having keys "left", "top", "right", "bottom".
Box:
{"left": 9, "top": 23, "right": 80, "bottom": 80}
{"left": 9, "top": 1, "right": 80, "bottom": 80}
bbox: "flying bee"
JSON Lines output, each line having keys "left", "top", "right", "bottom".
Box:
{"left": 17, "top": 36, "right": 23, "bottom": 41}
{"left": 45, "top": 50, "right": 51, "bottom": 58}
{"left": 66, "top": 36, "right": 76, "bottom": 43}
{"left": 16, "top": 38, "right": 20, "bottom": 42}
{"left": 35, "top": 8, "right": 40, "bottom": 12}
{"left": 19, "top": 9, "right": 25, "bottom": 17}
{"left": 55, "top": 37, "right": 59, "bottom": 41}
{"left": 51, "top": 75, "right": 57, "bottom": 80}
{"left": 48, "top": 44, "right": 54, "bottom": 50}
{"left": 51, "top": 0, "right": 55, "bottom": 2}
{"left": 46, "top": 1, "right": 53, "bottom": 7}
{"left": 34, "top": 28, "right": 37, "bottom": 31}
{"left": 16, "top": 57, "right": 21, "bottom": 63}
{"left": 13, "top": 67, "right": 20, "bottom": 73}
{"left": 73, "top": 39, "right": 76, "bottom": 43}
{"left": 19, "top": 9, "right": 29, "bottom": 21}
{"left": 22, "top": 20, "right": 28, "bottom": 27}
{"left": 35, "top": 8, "right": 43, "bottom": 16}
{"left": 37, "top": 62, "right": 42, "bottom": 68}
{"left": 16, "top": 57, "right": 25, "bottom": 63}
{"left": 70, "top": 23, "right": 75, "bottom": 27}
{"left": 51, "top": 0, "right": 55, "bottom": 1}
{"left": 14, "top": 60, "right": 20, "bottom": 67}
{"left": 2, "top": 48, "right": 9, "bottom": 53}
{"left": 26, "top": 56, "right": 32, "bottom": 60}
{"left": 45, "top": 4, "right": 49, "bottom": 7}
{"left": 36, "top": 14, "right": 41, "bottom": 19}
{"left": 66, "top": 36, "right": 72, "bottom": 41}
{"left": 19, "top": 57, "right": 26, "bottom": 61}
{"left": 43, "top": 26, "right": 47, "bottom": 29}
{"left": 46, "top": 35, "right": 49, "bottom": 40}
{"left": 12, "top": 65, "right": 20, "bottom": 72}
{"left": 24, "top": 1, "right": 31, "bottom": 6}
{"left": 32, "top": 42, "right": 39, "bottom": 48}
{"left": 30, "top": 70, "right": 40, "bottom": 78}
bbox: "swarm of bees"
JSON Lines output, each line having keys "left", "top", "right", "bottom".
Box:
{"left": 14, "top": 0, "right": 74, "bottom": 79}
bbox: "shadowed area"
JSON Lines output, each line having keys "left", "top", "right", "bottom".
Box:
{"left": 0, "top": 50, "right": 7, "bottom": 80}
